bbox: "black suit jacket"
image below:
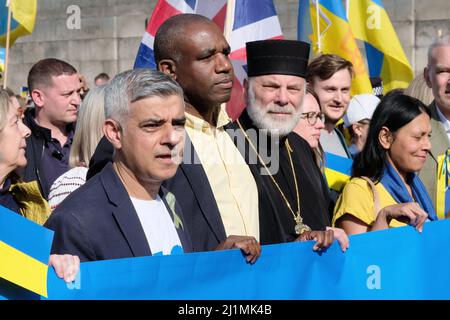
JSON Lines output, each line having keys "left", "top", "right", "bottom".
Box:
{"left": 87, "top": 132, "right": 282, "bottom": 252}
{"left": 45, "top": 162, "right": 193, "bottom": 262}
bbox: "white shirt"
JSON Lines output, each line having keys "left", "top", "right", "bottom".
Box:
{"left": 131, "top": 195, "right": 182, "bottom": 255}
{"left": 435, "top": 105, "right": 450, "bottom": 142}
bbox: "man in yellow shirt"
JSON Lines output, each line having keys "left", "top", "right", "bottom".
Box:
{"left": 155, "top": 14, "right": 334, "bottom": 252}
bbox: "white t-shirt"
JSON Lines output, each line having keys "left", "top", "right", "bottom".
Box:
{"left": 131, "top": 195, "right": 182, "bottom": 255}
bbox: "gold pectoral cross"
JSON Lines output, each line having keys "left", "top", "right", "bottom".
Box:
{"left": 295, "top": 214, "right": 311, "bottom": 235}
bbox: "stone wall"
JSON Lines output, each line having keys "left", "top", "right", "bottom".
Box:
{"left": 4, "top": 0, "right": 450, "bottom": 92}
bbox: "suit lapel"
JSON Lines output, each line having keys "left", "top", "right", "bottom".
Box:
{"left": 180, "top": 134, "right": 227, "bottom": 242}
{"left": 101, "top": 163, "right": 152, "bottom": 257}
{"left": 429, "top": 102, "right": 450, "bottom": 158}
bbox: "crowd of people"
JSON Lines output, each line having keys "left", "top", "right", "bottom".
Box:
{"left": 1, "top": 13, "right": 449, "bottom": 285}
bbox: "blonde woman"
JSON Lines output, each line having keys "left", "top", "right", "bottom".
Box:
{"left": 0, "top": 89, "right": 79, "bottom": 282}
{"left": 48, "top": 85, "right": 106, "bottom": 209}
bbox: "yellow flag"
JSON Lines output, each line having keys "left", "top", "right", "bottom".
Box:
{"left": 0, "top": 0, "right": 37, "bottom": 48}
{"left": 349, "top": 0, "right": 413, "bottom": 91}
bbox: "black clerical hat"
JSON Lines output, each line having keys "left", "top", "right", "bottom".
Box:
{"left": 246, "top": 40, "right": 310, "bottom": 78}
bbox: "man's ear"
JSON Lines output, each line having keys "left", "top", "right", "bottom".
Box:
{"left": 31, "top": 89, "right": 45, "bottom": 108}
{"left": 424, "top": 67, "right": 432, "bottom": 88}
{"left": 158, "top": 59, "right": 177, "bottom": 81}
{"left": 103, "top": 119, "right": 122, "bottom": 150}
{"left": 352, "top": 123, "right": 362, "bottom": 137}
{"left": 379, "top": 126, "right": 393, "bottom": 149}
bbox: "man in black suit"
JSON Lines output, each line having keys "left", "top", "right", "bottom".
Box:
{"left": 88, "top": 14, "right": 333, "bottom": 254}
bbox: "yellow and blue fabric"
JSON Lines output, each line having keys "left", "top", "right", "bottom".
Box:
{"left": 349, "top": 0, "right": 413, "bottom": 92}
{"left": 332, "top": 177, "right": 406, "bottom": 228}
{"left": 380, "top": 162, "right": 437, "bottom": 220}
{"left": 0, "top": 0, "right": 37, "bottom": 48}
{"left": 297, "top": 0, "right": 372, "bottom": 95}
{"left": 436, "top": 150, "right": 450, "bottom": 219}
{"left": 2, "top": 218, "right": 450, "bottom": 299}
{"left": 0, "top": 47, "right": 4, "bottom": 72}
{"left": 10, "top": 180, "right": 51, "bottom": 226}
{"left": 324, "top": 152, "right": 352, "bottom": 192}
{"left": 0, "top": 205, "right": 53, "bottom": 297}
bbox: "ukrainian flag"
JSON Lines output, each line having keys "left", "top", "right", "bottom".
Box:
{"left": 324, "top": 152, "right": 353, "bottom": 192}
{"left": 349, "top": 0, "right": 413, "bottom": 92}
{"left": 297, "top": 0, "right": 372, "bottom": 95}
{"left": 0, "top": 0, "right": 37, "bottom": 48}
{"left": 0, "top": 205, "right": 53, "bottom": 297}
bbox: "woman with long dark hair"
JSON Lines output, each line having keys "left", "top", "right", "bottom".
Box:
{"left": 333, "top": 91, "right": 437, "bottom": 234}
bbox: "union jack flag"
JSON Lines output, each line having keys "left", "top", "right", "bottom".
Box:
{"left": 134, "top": 0, "right": 283, "bottom": 119}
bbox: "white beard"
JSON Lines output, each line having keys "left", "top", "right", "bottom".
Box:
{"left": 246, "top": 86, "right": 302, "bottom": 137}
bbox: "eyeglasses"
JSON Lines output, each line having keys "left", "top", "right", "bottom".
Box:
{"left": 300, "top": 112, "right": 325, "bottom": 126}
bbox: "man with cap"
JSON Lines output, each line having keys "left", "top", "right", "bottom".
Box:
{"left": 232, "top": 39, "right": 348, "bottom": 251}
{"left": 343, "top": 94, "right": 380, "bottom": 157}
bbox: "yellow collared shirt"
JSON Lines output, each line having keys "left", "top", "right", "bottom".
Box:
{"left": 185, "top": 106, "right": 259, "bottom": 241}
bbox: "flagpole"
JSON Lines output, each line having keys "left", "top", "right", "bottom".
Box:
{"left": 3, "top": 0, "right": 12, "bottom": 88}
{"left": 315, "top": 0, "right": 321, "bottom": 53}
{"left": 224, "top": 0, "right": 235, "bottom": 42}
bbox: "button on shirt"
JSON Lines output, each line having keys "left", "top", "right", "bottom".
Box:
{"left": 41, "top": 130, "right": 74, "bottom": 190}
{"left": 185, "top": 106, "right": 260, "bottom": 241}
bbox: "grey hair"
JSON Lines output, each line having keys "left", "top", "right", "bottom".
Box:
{"left": 427, "top": 33, "right": 450, "bottom": 65}
{"left": 104, "top": 69, "right": 184, "bottom": 127}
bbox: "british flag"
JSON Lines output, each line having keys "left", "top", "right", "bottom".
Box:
{"left": 134, "top": 0, "right": 283, "bottom": 119}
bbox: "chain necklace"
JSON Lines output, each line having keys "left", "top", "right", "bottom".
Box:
{"left": 237, "top": 119, "right": 311, "bottom": 235}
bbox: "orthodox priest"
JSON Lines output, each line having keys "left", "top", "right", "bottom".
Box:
{"left": 231, "top": 40, "right": 348, "bottom": 250}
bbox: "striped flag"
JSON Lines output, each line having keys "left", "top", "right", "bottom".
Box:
{"left": 349, "top": 0, "right": 413, "bottom": 92}
{"left": 0, "top": 0, "right": 37, "bottom": 47}
{"left": 226, "top": 0, "right": 283, "bottom": 119}
{"left": 297, "top": 0, "right": 373, "bottom": 96}
{"left": 134, "top": 0, "right": 227, "bottom": 69}
{"left": 0, "top": 205, "right": 53, "bottom": 297}
{"left": 134, "top": 0, "right": 283, "bottom": 119}
{"left": 324, "top": 152, "right": 353, "bottom": 192}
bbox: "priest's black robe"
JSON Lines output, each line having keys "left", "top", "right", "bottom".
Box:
{"left": 232, "top": 110, "right": 332, "bottom": 243}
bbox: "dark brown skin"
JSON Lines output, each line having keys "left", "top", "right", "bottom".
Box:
{"left": 215, "top": 235, "right": 261, "bottom": 264}
{"left": 157, "top": 20, "right": 234, "bottom": 126}
{"left": 295, "top": 229, "right": 334, "bottom": 251}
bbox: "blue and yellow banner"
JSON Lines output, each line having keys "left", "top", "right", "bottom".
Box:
{"left": 349, "top": 0, "right": 413, "bottom": 92}
{"left": 297, "top": 0, "right": 372, "bottom": 95}
{"left": 324, "top": 152, "right": 353, "bottom": 192}
{"left": 0, "top": 206, "right": 53, "bottom": 297}
{"left": 2, "top": 219, "right": 450, "bottom": 299}
{"left": 0, "top": 0, "right": 37, "bottom": 48}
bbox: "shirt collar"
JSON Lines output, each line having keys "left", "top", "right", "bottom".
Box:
{"left": 435, "top": 105, "right": 450, "bottom": 133}
{"left": 185, "top": 105, "right": 231, "bottom": 133}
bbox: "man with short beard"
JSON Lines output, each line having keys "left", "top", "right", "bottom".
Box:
{"left": 233, "top": 40, "right": 348, "bottom": 250}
